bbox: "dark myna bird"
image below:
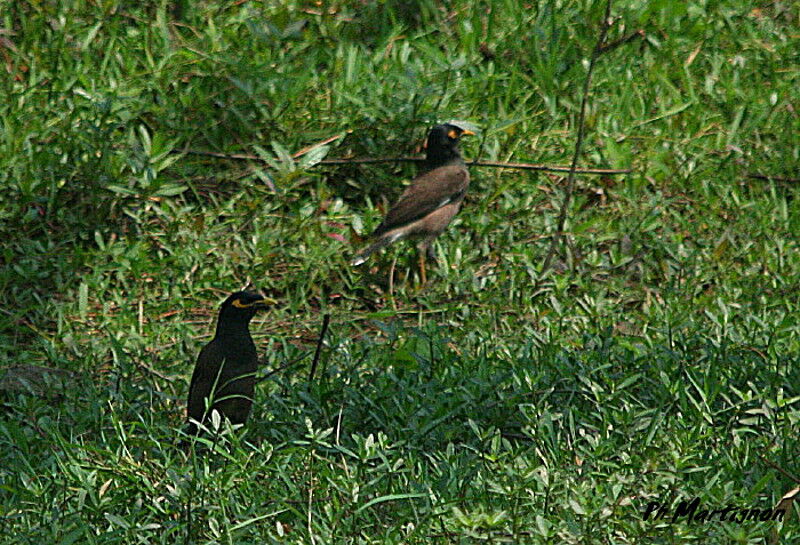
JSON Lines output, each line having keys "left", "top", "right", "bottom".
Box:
{"left": 351, "top": 122, "right": 475, "bottom": 284}
{"left": 185, "top": 291, "right": 273, "bottom": 438}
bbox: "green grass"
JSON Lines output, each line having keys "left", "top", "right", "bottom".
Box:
{"left": 1, "top": 0, "right": 799, "bottom": 543}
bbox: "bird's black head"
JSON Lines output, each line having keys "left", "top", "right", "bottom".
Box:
{"left": 424, "top": 122, "right": 475, "bottom": 169}
{"left": 215, "top": 291, "right": 273, "bottom": 335}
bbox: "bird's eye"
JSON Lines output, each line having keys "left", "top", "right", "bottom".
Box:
{"left": 447, "top": 129, "right": 458, "bottom": 139}
{"left": 231, "top": 299, "right": 250, "bottom": 309}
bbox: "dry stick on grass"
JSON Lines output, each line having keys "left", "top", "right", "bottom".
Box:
{"left": 308, "top": 313, "right": 331, "bottom": 383}
{"left": 747, "top": 173, "right": 800, "bottom": 184}
{"left": 541, "top": 0, "right": 615, "bottom": 274}
{"left": 758, "top": 453, "right": 800, "bottom": 485}
{"left": 181, "top": 149, "right": 630, "bottom": 176}
{"left": 292, "top": 131, "right": 351, "bottom": 159}
{"left": 326, "top": 156, "right": 631, "bottom": 175}
{"left": 256, "top": 353, "right": 309, "bottom": 385}
{"left": 598, "top": 28, "right": 645, "bottom": 55}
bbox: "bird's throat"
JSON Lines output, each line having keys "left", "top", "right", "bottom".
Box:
{"left": 215, "top": 321, "right": 254, "bottom": 339}
{"left": 425, "top": 148, "right": 463, "bottom": 171}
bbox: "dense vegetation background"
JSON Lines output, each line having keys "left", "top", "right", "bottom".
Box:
{"left": 1, "top": 0, "right": 798, "bottom": 543}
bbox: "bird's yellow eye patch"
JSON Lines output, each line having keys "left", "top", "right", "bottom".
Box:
{"left": 447, "top": 129, "right": 458, "bottom": 139}
{"left": 231, "top": 299, "right": 254, "bottom": 309}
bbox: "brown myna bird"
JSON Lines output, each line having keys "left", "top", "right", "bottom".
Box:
{"left": 184, "top": 291, "right": 272, "bottom": 438}
{"left": 351, "top": 122, "right": 475, "bottom": 283}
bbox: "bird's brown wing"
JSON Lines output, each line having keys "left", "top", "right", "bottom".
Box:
{"left": 186, "top": 340, "right": 224, "bottom": 423}
{"left": 372, "top": 165, "right": 469, "bottom": 237}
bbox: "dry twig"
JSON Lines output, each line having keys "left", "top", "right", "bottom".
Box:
{"left": 748, "top": 173, "right": 800, "bottom": 184}
{"left": 308, "top": 314, "right": 331, "bottom": 383}
{"left": 181, "top": 149, "right": 630, "bottom": 176}
{"left": 541, "top": 0, "right": 615, "bottom": 273}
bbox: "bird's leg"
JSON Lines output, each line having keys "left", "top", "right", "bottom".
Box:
{"left": 389, "top": 256, "right": 398, "bottom": 309}
{"left": 418, "top": 251, "right": 427, "bottom": 285}
{"left": 416, "top": 241, "right": 436, "bottom": 285}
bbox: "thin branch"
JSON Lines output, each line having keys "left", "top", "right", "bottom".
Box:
{"left": 598, "top": 29, "right": 645, "bottom": 55}
{"left": 541, "top": 0, "right": 614, "bottom": 273}
{"left": 292, "top": 131, "right": 351, "bottom": 159}
{"left": 759, "top": 454, "right": 800, "bottom": 485}
{"left": 256, "top": 352, "right": 310, "bottom": 384}
{"left": 318, "top": 156, "right": 419, "bottom": 165}
{"left": 308, "top": 314, "right": 331, "bottom": 383}
{"left": 183, "top": 149, "right": 259, "bottom": 161}
{"left": 469, "top": 159, "right": 629, "bottom": 175}
{"left": 748, "top": 173, "right": 800, "bottom": 184}
{"left": 325, "top": 156, "right": 631, "bottom": 175}
{"left": 181, "top": 149, "right": 630, "bottom": 176}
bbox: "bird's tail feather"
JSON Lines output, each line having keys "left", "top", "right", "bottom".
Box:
{"left": 351, "top": 234, "right": 400, "bottom": 266}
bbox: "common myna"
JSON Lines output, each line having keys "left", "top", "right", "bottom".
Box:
{"left": 185, "top": 291, "right": 272, "bottom": 437}
{"left": 351, "top": 122, "right": 475, "bottom": 283}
